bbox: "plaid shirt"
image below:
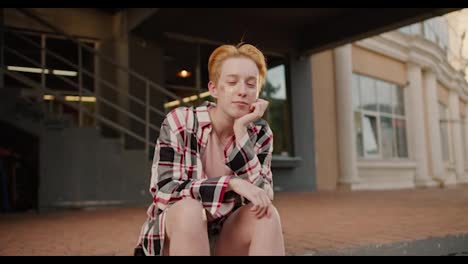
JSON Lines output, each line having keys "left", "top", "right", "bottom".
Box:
{"left": 138, "top": 101, "right": 274, "bottom": 256}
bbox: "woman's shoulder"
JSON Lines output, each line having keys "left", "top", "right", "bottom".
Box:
{"left": 166, "top": 103, "right": 209, "bottom": 118}
{"left": 166, "top": 105, "right": 192, "bottom": 116}
{"left": 163, "top": 104, "right": 206, "bottom": 131}
{"left": 164, "top": 106, "right": 194, "bottom": 122}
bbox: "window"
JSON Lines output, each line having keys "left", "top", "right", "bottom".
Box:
{"left": 352, "top": 73, "right": 408, "bottom": 159}
{"left": 439, "top": 102, "right": 452, "bottom": 163}
{"left": 399, "top": 23, "right": 422, "bottom": 36}
{"left": 423, "top": 17, "right": 449, "bottom": 52}
{"left": 4, "top": 31, "right": 42, "bottom": 86}
{"left": 261, "top": 63, "right": 292, "bottom": 156}
{"left": 362, "top": 114, "right": 379, "bottom": 156}
{"left": 399, "top": 17, "right": 448, "bottom": 53}
{"left": 45, "top": 36, "right": 97, "bottom": 127}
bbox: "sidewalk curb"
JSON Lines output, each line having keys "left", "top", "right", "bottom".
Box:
{"left": 299, "top": 233, "right": 468, "bottom": 256}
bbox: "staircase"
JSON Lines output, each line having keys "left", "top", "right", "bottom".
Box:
{"left": 0, "top": 8, "right": 190, "bottom": 210}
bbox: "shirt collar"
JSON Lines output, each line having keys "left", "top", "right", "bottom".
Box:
{"left": 196, "top": 101, "right": 215, "bottom": 129}
{"left": 195, "top": 100, "right": 256, "bottom": 131}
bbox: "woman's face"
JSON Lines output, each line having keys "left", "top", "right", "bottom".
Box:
{"left": 209, "top": 57, "right": 260, "bottom": 119}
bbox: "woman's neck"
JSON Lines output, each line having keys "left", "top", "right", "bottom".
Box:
{"left": 209, "top": 107, "right": 235, "bottom": 142}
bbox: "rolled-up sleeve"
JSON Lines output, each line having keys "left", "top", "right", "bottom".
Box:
{"left": 225, "top": 123, "right": 274, "bottom": 200}
{"left": 150, "top": 108, "right": 231, "bottom": 217}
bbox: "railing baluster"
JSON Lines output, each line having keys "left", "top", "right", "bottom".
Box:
{"left": 145, "top": 81, "right": 150, "bottom": 156}
{"left": 78, "top": 43, "right": 83, "bottom": 127}
{"left": 40, "top": 34, "right": 46, "bottom": 115}
{"left": 94, "top": 43, "right": 100, "bottom": 128}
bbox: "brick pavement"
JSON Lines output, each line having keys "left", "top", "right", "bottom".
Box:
{"left": 1, "top": 185, "right": 468, "bottom": 255}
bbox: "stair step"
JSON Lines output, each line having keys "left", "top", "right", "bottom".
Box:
{"left": 100, "top": 138, "right": 122, "bottom": 153}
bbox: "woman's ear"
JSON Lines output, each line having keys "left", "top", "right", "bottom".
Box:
{"left": 208, "top": 81, "right": 218, "bottom": 99}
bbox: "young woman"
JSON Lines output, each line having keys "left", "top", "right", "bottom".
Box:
{"left": 137, "top": 43, "right": 285, "bottom": 256}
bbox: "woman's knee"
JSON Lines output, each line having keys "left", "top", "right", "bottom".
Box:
{"left": 166, "top": 198, "right": 206, "bottom": 235}
{"left": 240, "top": 204, "right": 281, "bottom": 226}
{"left": 245, "top": 204, "right": 282, "bottom": 231}
{"left": 262, "top": 205, "right": 281, "bottom": 225}
{"left": 269, "top": 205, "right": 281, "bottom": 220}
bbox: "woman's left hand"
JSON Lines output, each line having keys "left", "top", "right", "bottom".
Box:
{"left": 234, "top": 99, "right": 269, "bottom": 132}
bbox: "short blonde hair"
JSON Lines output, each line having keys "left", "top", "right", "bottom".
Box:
{"left": 208, "top": 43, "right": 267, "bottom": 89}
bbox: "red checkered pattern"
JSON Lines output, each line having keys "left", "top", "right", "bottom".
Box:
{"left": 138, "top": 101, "right": 274, "bottom": 255}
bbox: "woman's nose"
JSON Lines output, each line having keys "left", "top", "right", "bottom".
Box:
{"left": 237, "top": 83, "right": 247, "bottom": 96}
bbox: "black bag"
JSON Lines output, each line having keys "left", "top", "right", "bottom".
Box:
{"left": 133, "top": 244, "right": 146, "bottom": 256}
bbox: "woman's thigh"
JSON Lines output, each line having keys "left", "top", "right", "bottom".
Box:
{"left": 214, "top": 204, "right": 256, "bottom": 256}
{"left": 163, "top": 198, "right": 207, "bottom": 255}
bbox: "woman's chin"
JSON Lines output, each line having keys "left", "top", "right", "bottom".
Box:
{"left": 230, "top": 110, "right": 249, "bottom": 119}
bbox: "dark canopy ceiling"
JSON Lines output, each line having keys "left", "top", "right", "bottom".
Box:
{"left": 126, "top": 8, "right": 459, "bottom": 56}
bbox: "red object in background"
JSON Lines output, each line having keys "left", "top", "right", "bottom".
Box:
{"left": 0, "top": 147, "right": 12, "bottom": 157}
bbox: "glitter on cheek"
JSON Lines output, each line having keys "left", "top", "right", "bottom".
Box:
{"left": 225, "top": 85, "right": 235, "bottom": 95}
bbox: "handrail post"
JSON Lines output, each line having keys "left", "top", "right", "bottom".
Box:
{"left": 40, "top": 34, "right": 48, "bottom": 114}
{"left": 94, "top": 42, "right": 100, "bottom": 128}
{"left": 78, "top": 43, "right": 83, "bottom": 127}
{"left": 145, "top": 81, "right": 150, "bottom": 156}
{"left": 0, "top": 9, "right": 4, "bottom": 90}
{"left": 196, "top": 43, "right": 201, "bottom": 105}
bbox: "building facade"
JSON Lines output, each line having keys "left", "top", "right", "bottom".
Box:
{"left": 313, "top": 15, "right": 468, "bottom": 190}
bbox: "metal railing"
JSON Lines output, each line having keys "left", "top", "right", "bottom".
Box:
{"left": 2, "top": 8, "right": 192, "bottom": 155}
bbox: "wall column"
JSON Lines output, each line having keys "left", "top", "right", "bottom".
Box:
{"left": 423, "top": 69, "right": 444, "bottom": 182}
{"left": 334, "top": 44, "right": 360, "bottom": 187}
{"left": 407, "top": 63, "right": 437, "bottom": 187}
{"left": 448, "top": 91, "right": 468, "bottom": 183}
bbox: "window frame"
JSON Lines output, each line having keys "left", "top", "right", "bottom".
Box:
{"left": 353, "top": 73, "right": 409, "bottom": 161}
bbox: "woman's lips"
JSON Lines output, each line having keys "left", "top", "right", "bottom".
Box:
{"left": 232, "top": 101, "right": 249, "bottom": 106}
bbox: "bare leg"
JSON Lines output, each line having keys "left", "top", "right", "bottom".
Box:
{"left": 215, "top": 203, "right": 285, "bottom": 256}
{"left": 164, "top": 198, "right": 210, "bottom": 256}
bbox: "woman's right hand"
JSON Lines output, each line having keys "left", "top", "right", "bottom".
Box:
{"left": 228, "top": 177, "right": 272, "bottom": 218}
